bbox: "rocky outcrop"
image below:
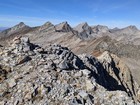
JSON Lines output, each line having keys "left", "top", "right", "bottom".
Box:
{"left": 0, "top": 36, "right": 139, "bottom": 104}
{"left": 97, "top": 51, "right": 139, "bottom": 101}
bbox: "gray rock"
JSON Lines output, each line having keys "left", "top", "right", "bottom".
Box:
{"left": 17, "top": 56, "right": 32, "bottom": 65}
{"left": 8, "top": 78, "right": 16, "bottom": 88}
{"left": 21, "top": 37, "right": 30, "bottom": 43}
{"left": 59, "top": 59, "right": 69, "bottom": 70}
{"left": 78, "top": 91, "right": 88, "bottom": 99}
{"left": 0, "top": 36, "right": 138, "bottom": 105}
{"left": 81, "top": 69, "right": 91, "bottom": 76}
{"left": 74, "top": 71, "right": 83, "bottom": 77}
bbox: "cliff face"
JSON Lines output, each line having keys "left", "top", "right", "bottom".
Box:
{"left": 97, "top": 51, "right": 139, "bottom": 100}
{"left": 0, "top": 37, "right": 139, "bottom": 104}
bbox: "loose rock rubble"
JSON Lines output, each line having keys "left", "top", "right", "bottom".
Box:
{"left": 0, "top": 36, "right": 139, "bottom": 105}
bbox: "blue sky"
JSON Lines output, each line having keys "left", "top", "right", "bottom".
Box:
{"left": 0, "top": 0, "right": 140, "bottom": 28}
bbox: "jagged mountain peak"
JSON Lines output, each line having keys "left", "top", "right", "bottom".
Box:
{"left": 92, "top": 25, "right": 109, "bottom": 34}
{"left": 12, "top": 22, "right": 29, "bottom": 29}
{"left": 18, "top": 22, "right": 25, "bottom": 26}
{"left": 79, "top": 22, "right": 89, "bottom": 27}
{"left": 113, "top": 27, "right": 120, "bottom": 30}
{"left": 42, "top": 21, "right": 54, "bottom": 26}
{"left": 125, "top": 25, "right": 138, "bottom": 30}
{"left": 56, "top": 21, "right": 70, "bottom": 27}
{"left": 2, "top": 22, "right": 29, "bottom": 32}
{"left": 110, "top": 25, "right": 139, "bottom": 37}
{"left": 55, "top": 21, "right": 73, "bottom": 32}
{"left": 120, "top": 25, "right": 139, "bottom": 32}
{"left": 61, "top": 21, "right": 68, "bottom": 24}
{"left": 39, "top": 21, "right": 54, "bottom": 32}
{"left": 0, "top": 22, "right": 30, "bottom": 38}
{"left": 96, "top": 25, "right": 109, "bottom": 30}
{"left": 73, "top": 22, "right": 94, "bottom": 39}
{"left": 74, "top": 22, "right": 90, "bottom": 33}
{"left": 109, "top": 27, "right": 120, "bottom": 33}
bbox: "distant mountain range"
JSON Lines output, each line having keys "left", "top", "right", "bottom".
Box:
{"left": 1, "top": 22, "right": 139, "bottom": 43}
{"left": 0, "top": 27, "right": 9, "bottom": 32}
{"left": 0, "top": 21, "right": 140, "bottom": 65}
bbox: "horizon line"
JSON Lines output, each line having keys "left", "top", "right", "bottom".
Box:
{"left": 1, "top": 21, "right": 140, "bottom": 30}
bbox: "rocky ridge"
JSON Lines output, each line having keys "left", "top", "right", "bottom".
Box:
{"left": 0, "top": 36, "right": 140, "bottom": 105}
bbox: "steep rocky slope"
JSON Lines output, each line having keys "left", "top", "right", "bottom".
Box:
{"left": 0, "top": 37, "right": 139, "bottom": 105}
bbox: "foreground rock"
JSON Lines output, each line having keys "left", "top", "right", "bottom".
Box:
{"left": 0, "top": 37, "right": 139, "bottom": 105}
